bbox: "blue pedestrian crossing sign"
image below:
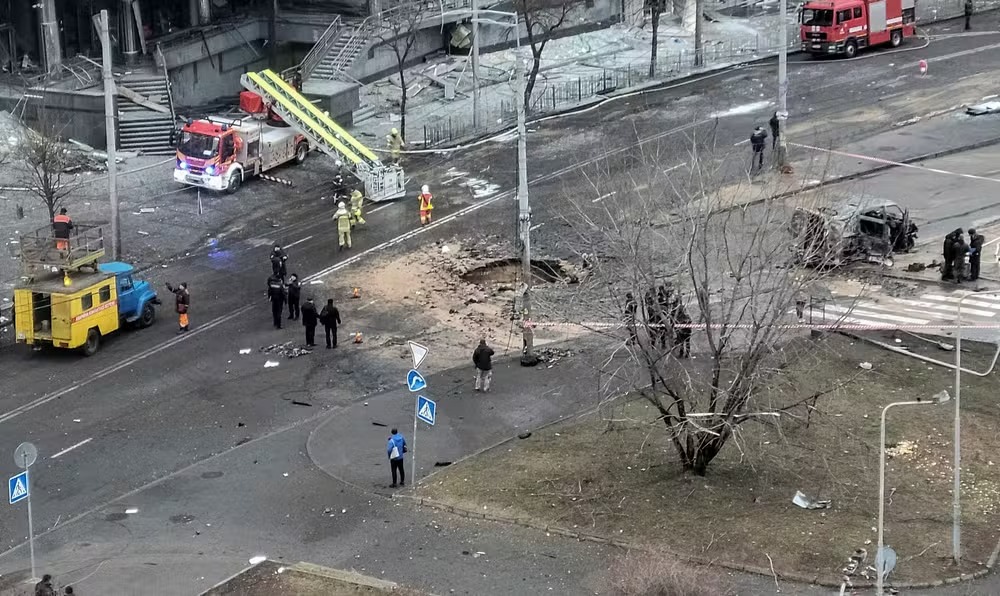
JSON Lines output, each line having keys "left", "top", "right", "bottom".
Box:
{"left": 406, "top": 369, "right": 427, "bottom": 393}
{"left": 8, "top": 470, "right": 28, "bottom": 505}
{"left": 416, "top": 395, "right": 437, "bottom": 426}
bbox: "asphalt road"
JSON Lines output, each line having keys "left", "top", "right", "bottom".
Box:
{"left": 4, "top": 16, "right": 1000, "bottom": 595}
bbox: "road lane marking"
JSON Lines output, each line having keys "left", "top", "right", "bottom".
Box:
{"left": 791, "top": 143, "right": 1000, "bottom": 185}
{"left": 284, "top": 235, "right": 313, "bottom": 248}
{"left": 369, "top": 204, "right": 392, "bottom": 214}
{"left": 50, "top": 438, "right": 93, "bottom": 459}
{"left": 0, "top": 119, "right": 707, "bottom": 427}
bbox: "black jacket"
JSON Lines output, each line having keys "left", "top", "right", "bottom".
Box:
{"left": 301, "top": 301, "right": 319, "bottom": 327}
{"left": 320, "top": 305, "right": 341, "bottom": 327}
{"left": 750, "top": 129, "right": 767, "bottom": 148}
{"left": 267, "top": 276, "right": 285, "bottom": 304}
{"left": 970, "top": 233, "right": 985, "bottom": 255}
{"left": 287, "top": 279, "right": 301, "bottom": 301}
{"left": 473, "top": 344, "right": 494, "bottom": 371}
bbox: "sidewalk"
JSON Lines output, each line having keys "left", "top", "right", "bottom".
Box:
{"left": 306, "top": 340, "right": 626, "bottom": 492}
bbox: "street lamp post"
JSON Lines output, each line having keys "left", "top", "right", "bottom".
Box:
{"left": 878, "top": 391, "right": 951, "bottom": 594}
{"left": 437, "top": 9, "right": 535, "bottom": 363}
{"left": 775, "top": 0, "right": 789, "bottom": 167}
{"left": 951, "top": 290, "right": 1000, "bottom": 563}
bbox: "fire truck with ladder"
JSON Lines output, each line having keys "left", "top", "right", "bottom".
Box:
{"left": 174, "top": 69, "right": 405, "bottom": 202}
{"left": 800, "top": 0, "right": 916, "bottom": 58}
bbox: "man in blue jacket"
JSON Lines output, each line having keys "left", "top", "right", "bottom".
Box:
{"left": 387, "top": 428, "right": 407, "bottom": 488}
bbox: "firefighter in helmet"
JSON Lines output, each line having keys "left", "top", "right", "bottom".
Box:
{"left": 387, "top": 128, "right": 404, "bottom": 164}
{"left": 350, "top": 189, "right": 366, "bottom": 228}
{"left": 417, "top": 185, "right": 433, "bottom": 226}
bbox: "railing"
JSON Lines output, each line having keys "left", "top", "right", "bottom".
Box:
{"left": 19, "top": 224, "right": 105, "bottom": 271}
{"left": 299, "top": 15, "right": 343, "bottom": 81}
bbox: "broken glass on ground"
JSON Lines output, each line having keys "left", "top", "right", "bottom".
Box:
{"left": 792, "top": 490, "right": 832, "bottom": 510}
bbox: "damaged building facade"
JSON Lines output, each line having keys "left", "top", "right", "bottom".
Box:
{"left": 0, "top": 0, "right": 620, "bottom": 152}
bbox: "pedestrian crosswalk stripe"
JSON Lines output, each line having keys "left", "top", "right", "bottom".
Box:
{"left": 823, "top": 304, "right": 930, "bottom": 325}
{"left": 923, "top": 294, "right": 1000, "bottom": 310}
{"left": 894, "top": 299, "right": 996, "bottom": 318}
{"left": 10, "top": 478, "right": 25, "bottom": 500}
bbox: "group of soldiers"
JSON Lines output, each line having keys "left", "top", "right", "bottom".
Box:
{"left": 624, "top": 284, "right": 693, "bottom": 358}
{"left": 942, "top": 228, "right": 986, "bottom": 283}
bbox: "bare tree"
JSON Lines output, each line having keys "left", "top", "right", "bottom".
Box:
{"left": 378, "top": 3, "right": 428, "bottom": 140}
{"left": 648, "top": 0, "right": 666, "bottom": 77}
{"left": 514, "top": 0, "right": 579, "bottom": 113}
{"left": 15, "top": 116, "right": 78, "bottom": 221}
{"left": 558, "top": 136, "right": 855, "bottom": 476}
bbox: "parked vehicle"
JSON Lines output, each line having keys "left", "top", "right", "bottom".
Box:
{"left": 13, "top": 225, "right": 158, "bottom": 356}
{"left": 174, "top": 92, "right": 309, "bottom": 194}
{"left": 801, "top": 0, "right": 916, "bottom": 58}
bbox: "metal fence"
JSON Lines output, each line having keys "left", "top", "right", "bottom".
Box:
{"left": 422, "top": 26, "right": 795, "bottom": 147}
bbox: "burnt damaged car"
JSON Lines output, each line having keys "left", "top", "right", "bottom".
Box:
{"left": 790, "top": 197, "right": 918, "bottom": 267}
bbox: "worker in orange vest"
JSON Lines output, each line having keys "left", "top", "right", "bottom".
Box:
{"left": 52, "top": 207, "right": 73, "bottom": 250}
{"left": 418, "top": 185, "right": 433, "bottom": 226}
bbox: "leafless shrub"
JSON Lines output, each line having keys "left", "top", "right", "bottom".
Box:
{"left": 606, "top": 552, "right": 734, "bottom": 596}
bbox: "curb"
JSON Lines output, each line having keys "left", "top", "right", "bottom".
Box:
{"left": 400, "top": 484, "right": 994, "bottom": 590}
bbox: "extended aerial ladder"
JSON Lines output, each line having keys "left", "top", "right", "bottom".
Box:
{"left": 240, "top": 69, "right": 406, "bottom": 201}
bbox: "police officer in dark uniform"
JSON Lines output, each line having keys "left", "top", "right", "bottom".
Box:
{"left": 750, "top": 126, "right": 768, "bottom": 171}
{"left": 267, "top": 274, "right": 286, "bottom": 329}
{"left": 968, "top": 228, "right": 985, "bottom": 281}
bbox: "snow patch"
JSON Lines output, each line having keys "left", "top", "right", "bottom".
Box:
{"left": 710, "top": 100, "right": 772, "bottom": 118}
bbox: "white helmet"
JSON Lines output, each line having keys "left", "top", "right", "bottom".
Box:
{"left": 391, "top": 127, "right": 399, "bottom": 135}
{"left": 335, "top": 160, "right": 342, "bottom": 168}
{"left": 338, "top": 201, "right": 346, "bottom": 209}
{"left": 421, "top": 185, "right": 430, "bottom": 194}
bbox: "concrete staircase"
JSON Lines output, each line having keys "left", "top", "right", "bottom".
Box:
{"left": 117, "top": 75, "right": 177, "bottom": 155}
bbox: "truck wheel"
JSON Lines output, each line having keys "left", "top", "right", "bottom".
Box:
{"left": 82, "top": 328, "right": 101, "bottom": 356}
{"left": 890, "top": 29, "right": 902, "bottom": 47}
{"left": 138, "top": 303, "right": 156, "bottom": 328}
{"left": 844, "top": 40, "right": 858, "bottom": 58}
{"left": 295, "top": 143, "right": 308, "bottom": 165}
{"left": 226, "top": 171, "right": 242, "bottom": 194}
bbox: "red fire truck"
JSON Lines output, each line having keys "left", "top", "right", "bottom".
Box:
{"left": 174, "top": 92, "right": 309, "bottom": 193}
{"left": 800, "top": 0, "right": 916, "bottom": 58}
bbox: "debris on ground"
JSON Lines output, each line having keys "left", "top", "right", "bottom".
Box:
{"left": 905, "top": 262, "right": 927, "bottom": 272}
{"left": 264, "top": 360, "right": 280, "bottom": 368}
{"left": 792, "top": 490, "right": 832, "bottom": 510}
{"left": 859, "top": 362, "right": 873, "bottom": 370}
{"left": 537, "top": 347, "right": 574, "bottom": 367}
{"left": 239, "top": 348, "right": 252, "bottom": 354}
{"left": 886, "top": 440, "right": 917, "bottom": 459}
{"left": 260, "top": 341, "right": 312, "bottom": 358}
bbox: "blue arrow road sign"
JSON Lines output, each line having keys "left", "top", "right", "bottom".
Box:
{"left": 8, "top": 470, "right": 28, "bottom": 505}
{"left": 416, "top": 395, "right": 436, "bottom": 426}
{"left": 406, "top": 369, "right": 427, "bottom": 393}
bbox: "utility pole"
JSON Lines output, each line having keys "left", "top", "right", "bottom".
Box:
{"left": 514, "top": 55, "right": 536, "bottom": 366}
{"left": 269, "top": 0, "right": 279, "bottom": 69}
{"left": 693, "top": 0, "right": 703, "bottom": 66}
{"left": 99, "top": 10, "right": 121, "bottom": 259}
{"left": 775, "top": 0, "right": 789, "bottom": 167}
{"left": 471, "top": 0, "right": 481, "bottom": 130}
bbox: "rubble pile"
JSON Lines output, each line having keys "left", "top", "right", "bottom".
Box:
{"left": 259, "top": 341, "right": 312, "bottom": 358}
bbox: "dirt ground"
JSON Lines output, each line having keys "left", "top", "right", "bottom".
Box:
{"left": 418, "top": 333, "right": 1000, "bottom": 585}
{"left": 202, "top": 561, "right": 423, "bottom": 596}
{"left": 324, "top": 237, "right": 589, "bottom": 374}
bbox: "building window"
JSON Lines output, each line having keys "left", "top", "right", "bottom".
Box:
{"left": 853, "top": 7, "right": 863, "bottom": 18}
{"left": 81, "top": 293, "right": 93, "bottom": 310}
{"left": 99, "top": 285, "right": 112, "bottom": 303}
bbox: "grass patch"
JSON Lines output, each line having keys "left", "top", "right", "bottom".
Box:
{"left": 418, "top": 333, "right": 1000, "bottom": 584}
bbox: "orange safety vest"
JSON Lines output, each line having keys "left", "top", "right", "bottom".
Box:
{"left": 52, "top": 213, "right": 73, "bottom": 238}
{"left": 418, "top": 193, "right": 433, "bottom": 211}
